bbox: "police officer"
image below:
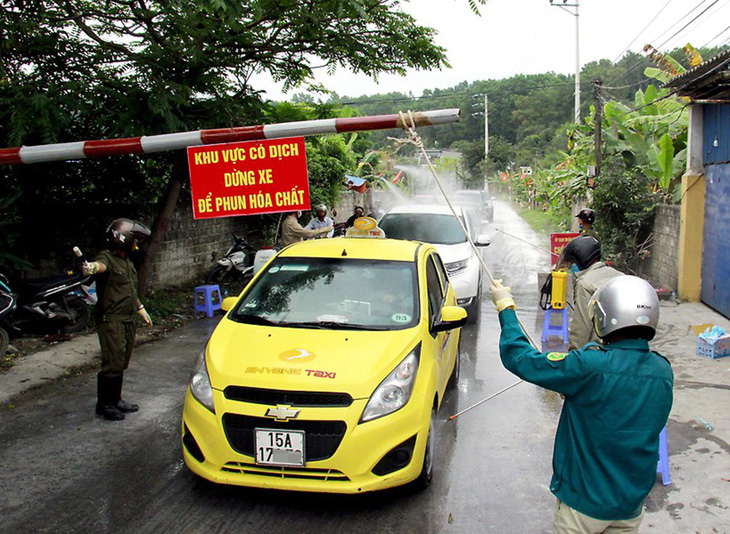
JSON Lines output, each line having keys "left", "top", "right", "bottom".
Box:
{"left": 490, "top": 275, "right": 673, "bottom": 533}
{"left": 576, "top": 208, "right": 598, "bottom": 239}
{"left": 83, "top": 218, "right": 153, "bottom": 421}
{"left": 560, "top": 235, "right": 623, "bottom": 350}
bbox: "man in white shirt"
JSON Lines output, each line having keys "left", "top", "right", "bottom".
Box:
{"left": 305, "top": 204, "right": 334, "bottom": 238}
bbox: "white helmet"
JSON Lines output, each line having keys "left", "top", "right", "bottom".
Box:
{"left": 315, "top": 204, "right": 327, "bottom": 214}
{"left": 590, "top": 275, "right": 659, "bottom": 340}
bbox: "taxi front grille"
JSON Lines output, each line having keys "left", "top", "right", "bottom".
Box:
{"left": 222, "top": 462, "right": 350, "bottom": 482}
{"left": 224, "top": 386, "right": 353, "bottom": 407}
{"left": 222, "top": 414, "right": 347, "bottom": 461}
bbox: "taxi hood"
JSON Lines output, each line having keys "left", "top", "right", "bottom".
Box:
{"left": 205, "top": 318, "right": 423, "bottom": 400}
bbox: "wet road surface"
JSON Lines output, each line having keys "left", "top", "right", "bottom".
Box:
{"left": 0, "top": 201, "right": 564, "bottom": 533}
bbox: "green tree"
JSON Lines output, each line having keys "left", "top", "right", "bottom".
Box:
{"left": 1, "top": 0, "right": 449, "bottom": 290}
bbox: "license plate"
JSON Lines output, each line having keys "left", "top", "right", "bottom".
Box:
{"left": 255, "top": 428, "right": 305, "bottom": 466}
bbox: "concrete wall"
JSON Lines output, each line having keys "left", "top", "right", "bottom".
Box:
{"left": 148, "top": 201, "right": 248, "bottom": 289}
{"left": 645, "top": 204, "right": 681, "bottom": 291}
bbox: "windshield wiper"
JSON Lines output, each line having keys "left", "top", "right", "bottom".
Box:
{"left": 235, "top": 314, "right": 281, "bottom": 326}
{"left": 283, "top": 321, "right": 388, "bottom": 331}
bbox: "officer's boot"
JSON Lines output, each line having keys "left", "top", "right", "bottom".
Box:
{"left": 95, "top": 373, "right": 125, "bottom": 421}
{"left": 115, "top": 373, "right": 139, "bottom": 413}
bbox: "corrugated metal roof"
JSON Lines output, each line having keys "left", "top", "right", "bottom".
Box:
{"left": 664, "top": 48, "right": 730, "bottom": 101}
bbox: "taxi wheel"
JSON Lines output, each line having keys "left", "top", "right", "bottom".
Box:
{"left": 447, "top": 343, "right": 460, "bottom": 390}
{"left": 414, "top": 409, "right": 435, "bottom": 489}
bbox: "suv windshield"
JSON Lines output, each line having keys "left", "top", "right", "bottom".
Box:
{"left": 379, "top": 213, "right": 467, "bottom": 245}
{"left": 230, "top": 257, "right": 418, "bottom": 329}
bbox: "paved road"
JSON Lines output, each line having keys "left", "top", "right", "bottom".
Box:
{"left": 4, "top": 200, "right": 724, "bottom": 533}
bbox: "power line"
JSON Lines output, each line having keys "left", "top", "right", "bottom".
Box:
{"left": 605, "top": 0, "right": 722, "bottom": 87}
{"left": 701, "top": 23, "right": 730, "bottom": 48}
{"left": 610, "top": 0, "right": 675, "bottom": 64}
{"left": 656, "top": 0, "right": 721, "bottom": 50}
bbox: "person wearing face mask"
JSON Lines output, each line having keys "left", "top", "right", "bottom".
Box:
{"left": 576, "top": 208, "right": 598, "bottom": 239}
{"left": 280, "top": 210, "right": 332, "bottom": 247}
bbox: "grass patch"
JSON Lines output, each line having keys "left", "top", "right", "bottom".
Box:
{"left": 515, "top": 206, "right": 571, "bottom": 234}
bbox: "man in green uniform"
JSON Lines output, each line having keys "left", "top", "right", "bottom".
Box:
{"left": 83, "top": 219, "right": 153, "bottom": 421}
{"left": 560, "top": 236, "right": 623, "bottom": 350}
{"left": 576, "top": 208, "right": 599, "bottom": 239}
{"left": 490, "top": 275, "right": 673, "bottom": 533}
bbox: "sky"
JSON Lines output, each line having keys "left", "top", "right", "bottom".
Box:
{"left": 251, "top": 0, "right": 730, "bottom": 101}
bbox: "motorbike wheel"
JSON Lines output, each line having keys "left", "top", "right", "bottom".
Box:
{"left": 204, "top": 264, "right": 230, "bottom": 286}
{"left": 0, "top": 327, "right": 9, "bottom": 359}
{"left": 61, "top": 298, "right": 91, "bottom": 334}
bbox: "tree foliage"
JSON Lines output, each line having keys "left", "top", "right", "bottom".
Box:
{"left": 0, "top": 0, "right": 449, "bottom": 276}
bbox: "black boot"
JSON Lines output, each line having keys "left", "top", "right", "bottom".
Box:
{"left": 96, "top": 373, "right": 125, "bottom": 421}
{"left": 115, "top": 373, "right": 138, "bottom": 413}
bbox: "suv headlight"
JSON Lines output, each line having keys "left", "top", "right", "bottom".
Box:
{"left": 360, "top": 345, "right": 420, "bottom": 423}
{"left": 445, "top": 258, "right": 469, "bottom": 275}
{"left": 189, "top": 348, "right": 215, "bottom": 413}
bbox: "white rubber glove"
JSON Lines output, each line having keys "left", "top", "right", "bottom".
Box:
{"left": 137, "top": 305, "right": 153, "bottom": 326}
{"left": 490, "top": 279, "right": 516, "bottom": 312}
{"left": 82, "top": 261, "right": 100, "bottom": 275}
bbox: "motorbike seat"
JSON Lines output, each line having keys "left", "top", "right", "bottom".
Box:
{"left": 20, "top": 273, "right": 87, "bottom": 296}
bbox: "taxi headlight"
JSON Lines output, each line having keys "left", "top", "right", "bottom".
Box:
{"left": 360, "top": 345, "right": 420, "bottom": 423}
{"left": 189, "top": 348, "right": 215, "bottom": 413}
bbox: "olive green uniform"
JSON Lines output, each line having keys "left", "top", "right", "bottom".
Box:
{"left": 498, "top": 308, "right": 673, "bottom": 522}
{"left": 94, "top": 249, "right": 138, "bottom": 376}
{"left": 579, "top": 227, "right": 599, "bottom": 239}
{"left": 569, "top": 262, "right": 623, "bottom": 350}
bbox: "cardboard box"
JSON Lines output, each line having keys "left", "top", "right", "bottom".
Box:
{"left": 696, "top": 333, "right": 730, "bottom": 359}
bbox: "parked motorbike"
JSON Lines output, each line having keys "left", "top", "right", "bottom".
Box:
{"left": 1, "top": 270, "right": 94, "bottom": 336}
{"left": 204, "top": 234, "right": 258, "bottom": 286}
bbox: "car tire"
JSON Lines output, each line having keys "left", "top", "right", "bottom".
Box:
{"left": 414, "top": 408, "right": 435, "bottom": 490}
{"left": 466, "top": 281, "right": 482, "bottom": 325}
{"left": 447, "top": 341, "right": 460, "bottom": 390}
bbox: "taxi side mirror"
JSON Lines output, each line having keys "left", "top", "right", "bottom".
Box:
{"left": 221, "top": 297, "right": 238, "bottom": 312}
{"left": 431, "top": 305, "right": 468, "bottom": 333}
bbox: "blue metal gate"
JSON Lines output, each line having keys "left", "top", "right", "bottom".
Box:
{"left": 701, "top": 104, "right": 730, "bottom": 318}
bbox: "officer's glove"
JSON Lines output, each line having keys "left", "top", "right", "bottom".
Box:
{"left": 137, "top": 305, "right": 153, "bottom": 327}
{"left": 490, "top": 279, "right": 516, "bottom": 312}
{"left": 320, "top": 226, "right": 333, "bottom": 235}
{"left": 82, "top": 261, "right": 100, "bottom": 275}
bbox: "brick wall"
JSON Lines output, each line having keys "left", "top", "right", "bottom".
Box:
{"left": 645, "top": 204, "right": 681, "bottom": 291}
{"left": 148, "top": 201, "right": 248, "bottom": 289}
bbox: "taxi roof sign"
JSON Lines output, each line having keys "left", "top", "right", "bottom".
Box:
{"left": 345, "top": 217, "right": 386, "bottom": 238}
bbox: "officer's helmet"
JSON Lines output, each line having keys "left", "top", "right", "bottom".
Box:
{"left": 589, "top": 275, "right": 659, "bottom": 340}
{"left": 106, "top": 218, "right": 151, "bottom": 252}
{"left": 561, "top": 235, "right": 601, "bottom": 271}
{"left": 576, "top": 208, "right": 595, "bottom": 224}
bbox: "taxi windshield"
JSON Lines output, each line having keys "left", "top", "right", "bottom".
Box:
{"left": 230, "top": 257, "right": 418, "bottom": 330}
{"left": 379, "top": 213, "right": 467, "bottom": 245}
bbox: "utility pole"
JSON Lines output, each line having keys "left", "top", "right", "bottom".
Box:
{"left": 550, "top": 0, "right": 581, "bottom": 123}
{"left": 593, "top": 78, "right": 602, "bottom": 180}
{"left": 484, "top": 93, "right": 489, "bottom": 160}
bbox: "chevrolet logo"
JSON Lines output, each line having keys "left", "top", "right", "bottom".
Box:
{"left": 265, "top": 405, "right": 300, "bottom": 421}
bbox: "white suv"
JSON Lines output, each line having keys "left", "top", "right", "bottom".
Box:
{"left": 378, "top": 204, "right": 490, "bottom": 323}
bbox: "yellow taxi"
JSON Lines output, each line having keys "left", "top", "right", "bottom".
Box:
{"left": 181, "top": 225, "right": 466, "bottom": 493}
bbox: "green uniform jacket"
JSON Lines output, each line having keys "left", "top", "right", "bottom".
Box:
{"left": 94, "top": 250, "right": 139, "bottom": 322}
{"left": 498, "top": 308, "right": 673, "bottom": 521}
